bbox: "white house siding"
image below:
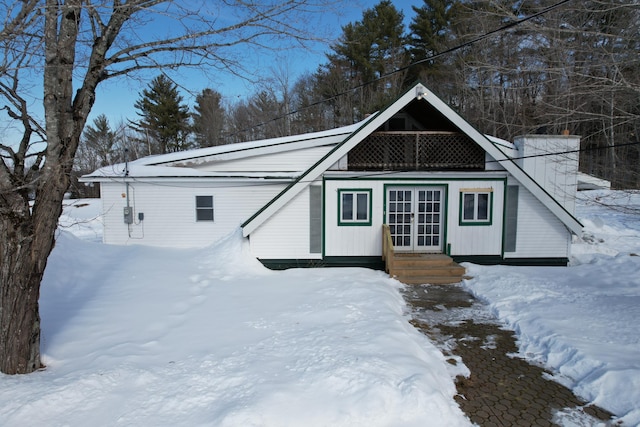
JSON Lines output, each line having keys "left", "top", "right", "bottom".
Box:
{"left": 323, "top": 177, "right": 506, "bottom": 258}
{"left": 100, "top": 179, "right": 285, "bottom": 248}
{"left": 514, "top": 135, "right": 579, "bottom": 215}
{"left": 188, "top": 146, "right": 334, "bottom": 173}
{"left": 250, "top": 187, "right": 320, "bottom": 259}
{"left": 324, "top": 180, "right": 385, "bottom": 257}
{"left": 446, "top": 180, "right": 505, "bottom": 256}
{"left": 505, "top": 185, "right": 571, "bottom": 259}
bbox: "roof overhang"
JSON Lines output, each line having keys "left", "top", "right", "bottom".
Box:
{"left": 241, "top": 83, "right": 583, "bottom": 237}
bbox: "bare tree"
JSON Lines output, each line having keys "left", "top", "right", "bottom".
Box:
{"left": 0, "top": 0, "right": 340, "bottom": 374}
{"left": 431, "top": 0, "right": 639, "bottom": 188}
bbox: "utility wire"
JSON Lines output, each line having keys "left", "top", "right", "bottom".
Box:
{"left": 223, "top": 0, "right": 574, "bottom": 139}
{"left": 113, "top": 140, "right": 640, "bottom": 189}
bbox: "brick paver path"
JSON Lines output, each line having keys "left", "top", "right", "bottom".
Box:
{"left": 403, "top": 284, "right": 619, "bottom": 426}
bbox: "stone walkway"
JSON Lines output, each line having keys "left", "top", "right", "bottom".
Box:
{"left": 402, "top": 284, "right": 620, "bottom": 426}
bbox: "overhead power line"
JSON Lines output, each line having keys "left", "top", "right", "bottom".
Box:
{"left": 115, "top": 140, "right": 639, "bottom": 189}
{"left": 224, "top": 0, "right": 575, "bottom": 139}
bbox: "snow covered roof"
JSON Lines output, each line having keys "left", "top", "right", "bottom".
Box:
{"left": 577, "top": 172, "right": 611, "bottom": 191}
{"left": 81, "top": 120, "right": 366, "bottom": 181}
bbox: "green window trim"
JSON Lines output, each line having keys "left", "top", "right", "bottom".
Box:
{"left": 338, "top": 188, "right": 372, "bottom": 226}
{"left": 195, "top": 195, "right": 214, "bottom": 222}
{"left": 459, "top": 190, "right": 493, "bottom": 226}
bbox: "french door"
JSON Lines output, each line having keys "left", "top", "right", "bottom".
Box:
{"left": 386, "top": 186, "right": 444, "bottom": 252}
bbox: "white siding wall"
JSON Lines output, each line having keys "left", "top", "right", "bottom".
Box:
{"left": 324, "top": 180, "right": 385, "bottom": 257}
{"left": 446, "top": 180, "right": 505, "bottom": 256}
{"left": 323, "top": 178, "right": 506, "bottom": 258}
{"left": 191, "top": 146, "right": 333, "bottom": 172}
{"left": 100, "top": 180, "right": 285, "bottom": 247}
{"left": 250, "top": 187, "right": 320, "bottom": 259}
{"left": 514, "top": 135, "right": 579, "bottom": 215}
{"left": 505, "top": 185, "right": 571, "bottom": 258}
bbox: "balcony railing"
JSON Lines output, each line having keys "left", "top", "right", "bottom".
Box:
{"left": 348, "top": 131, "right": 485, "bottom": 171}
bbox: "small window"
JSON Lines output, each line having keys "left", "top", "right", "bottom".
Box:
{"left": 459, "top": 191, "right": 492, "bottom": 225}
{"left": 196, "top": 196, "right": 214, "bottom": 221}
{"left": 338, "top": 189, "right": 372, "bottom": 226}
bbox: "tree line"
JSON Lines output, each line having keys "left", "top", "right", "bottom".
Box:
{"left": 74, "top": 0, "right": 639, "bottom": 192}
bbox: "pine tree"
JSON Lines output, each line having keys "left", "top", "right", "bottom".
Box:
{"left": 408, "top": 0, "right": 461, "bottom": 81}
{"left": 78, "top": 114, "right": 117, "bottom": 171}
{"left": 132, "top": 75, "right": 191, "bottom": 154}
{"left": 192, "top": 88, "right": 226, "bottom": 147}
{"left": 324, "top": 0, "right": 408, "bottom": 117}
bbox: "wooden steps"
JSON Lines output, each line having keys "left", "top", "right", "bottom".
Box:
{"left": 386, "top": 253, "right": 465, "bottom": 285}
{"left": 381, "top": 225, "right": 465, "bottom": 285}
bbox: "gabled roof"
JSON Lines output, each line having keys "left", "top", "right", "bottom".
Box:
{"left": 242, "top": 83, "right": 583, "bottom": 236}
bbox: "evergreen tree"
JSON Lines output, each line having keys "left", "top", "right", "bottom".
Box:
{"left": 192, "top": 88, "right": 226, "bottom": 147}
{"left": 132, "top": 75, "right": 191, "bottom": 154}
{"left": 325, "top": 0, "right": 408, "bottom": 117}
{"left": 408, "top": 0, "right": 461, "bottom": 87}
{"left": 76, "top": 114, "right": 118, "bottom": 173}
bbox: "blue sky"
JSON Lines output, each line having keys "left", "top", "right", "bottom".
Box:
{"left": 90, "top": 0, "right": 425, "bottom": 128}
{"left": 0, "top": 1, "right": 424, "bottom": 147}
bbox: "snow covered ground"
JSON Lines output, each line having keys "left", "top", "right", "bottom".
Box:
{"left": 465, "top": 190, "right": 640, "bottom": 425}
{"left": 1, "top": 200, "right": 469, "bottom": 426}
{"left": 0, "top": 190, "right": 638, "bottom": 426}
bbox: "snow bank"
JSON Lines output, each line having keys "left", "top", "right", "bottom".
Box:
{"left": 464, "top": 190, "right": 640, "bottom": 424}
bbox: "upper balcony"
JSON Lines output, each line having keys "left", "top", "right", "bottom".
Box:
{"left": 347, "top": 131, "right": 486, "bottom": 171}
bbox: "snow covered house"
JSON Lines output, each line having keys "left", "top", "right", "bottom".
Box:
{"left": 81, "top": 83, "right": 582, "bottom": 269}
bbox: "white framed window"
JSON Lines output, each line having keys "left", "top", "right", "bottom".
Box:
{"left": 195, "top": 195, "right": 214, "bottom": 221}
{"left": 460, "top": 190, "right": 492, "bottom": 225}
{"left": 338, "top": 189, "right": 372, "bottom": 226}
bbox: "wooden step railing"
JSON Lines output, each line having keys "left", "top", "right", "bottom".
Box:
{"left": 382, "top": 224, "right": 395, "bottom": 273}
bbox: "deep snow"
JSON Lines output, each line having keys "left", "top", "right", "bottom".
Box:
{"left": 464, "top": 190, "right": 640, "bottom": 425}
{"left": 0, "top": 190, "right": 638, "bottom": 426}
{"left": 1, "top": 201, "right": 469, "bottom": 426}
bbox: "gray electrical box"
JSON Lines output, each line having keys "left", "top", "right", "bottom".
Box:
{"left": 123, "top": 206, "right": 133, "bottom": 224}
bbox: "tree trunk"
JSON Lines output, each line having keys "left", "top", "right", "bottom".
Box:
{"left": 0, "top": 201, "right": 43, "bottom": 374}
{"left": 0, "top": 145, "right": 76, "bottom": 374}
